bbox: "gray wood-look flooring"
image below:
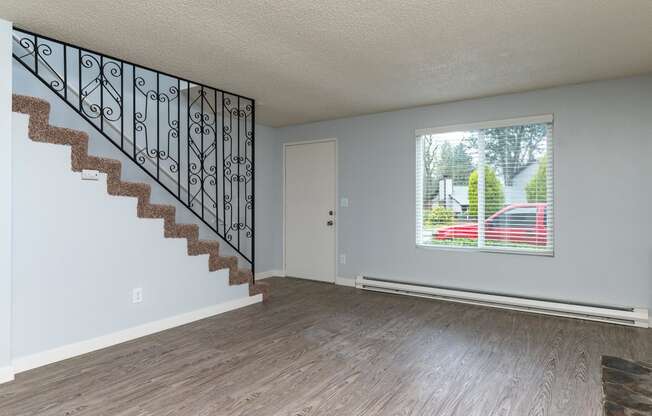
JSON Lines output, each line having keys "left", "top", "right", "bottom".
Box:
{"left": 1, "top": 277, "right": 650, "bottom": 416}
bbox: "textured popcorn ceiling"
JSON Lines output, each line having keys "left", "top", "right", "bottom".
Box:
{"left": 2, "top": 1, "right": 652, "bottom": 126}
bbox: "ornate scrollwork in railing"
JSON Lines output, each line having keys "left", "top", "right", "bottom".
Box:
{"left": 79, "top": 53, "right": 123, "bottom": 123}
{"left": 12, "top": 28, "right": 256, "bottom": 270}
{"left": 222, "top": 96, "right": 254, "bottom": 250}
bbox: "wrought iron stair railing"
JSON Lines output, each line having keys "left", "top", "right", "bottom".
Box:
{"left": 12, "top": 28, "right": 255, "bottom": 272}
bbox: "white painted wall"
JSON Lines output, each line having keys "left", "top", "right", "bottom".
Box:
{"left": 277, "top": 76, "right": 652, "bottom": 310}
{"left": 11, "top": 113, "right": 254, "bottom": 367}
{"left": 0, "top": 18, "right": 13, "bottom": 382}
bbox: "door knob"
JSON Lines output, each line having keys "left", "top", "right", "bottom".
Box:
{"left": 327, "top": 220, "right": 334, "bottom": 226}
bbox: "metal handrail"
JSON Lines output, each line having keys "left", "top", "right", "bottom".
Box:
{"left": 12, "top": 27, "right": 255, "bottom": 271}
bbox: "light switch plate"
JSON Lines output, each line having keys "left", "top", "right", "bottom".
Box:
{"left": 340, "top": 198, "right": 349, "bottom": 208}
{"left": 81, "top": 169, "right": 99, "bottom": 181}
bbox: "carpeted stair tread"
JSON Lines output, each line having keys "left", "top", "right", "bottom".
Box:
{"left": 46, "top": 126, "right": 89, "bottom": 146}
{"left": 210, "top": 255, "right": 237, "bottom": 272}
{"left": 139, "top": 203, "right": 176, "bottom": 220}
{"left": 165, "top": 223, "right": 199, "bottom": 240}
{"left": 12, "top": 95, "right": 50, "bottom": 138}
{"left": 12, "top": 94, "right": 268, "bottom": 301}
{"left": 84, "top": 156, "right": 122, "bottom": 173}
{"left": 238, "top": 269, "right": 253, "bottom": 281}
{"left": 117, "top": 181, "right": 151, "bottom": 199}
{"left": 230, "top": 269, "right": 252, "bottom": 285}
{"left": 187, "top": 239, "right": 220, "bottom": 256}
{"left": 250, "top": 281, "right": 270, "bottom": 298}
{"left": 84, "top": 156, "right": 123, "bottom": 194}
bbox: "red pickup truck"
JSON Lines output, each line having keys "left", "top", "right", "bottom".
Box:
{"left": 434, "top": 203, "right": 548, "bottom": 246}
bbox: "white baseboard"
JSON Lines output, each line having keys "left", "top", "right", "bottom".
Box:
{"left": 0, "top": 366, "right": 14, "bottom": 384}
{"left": 255, "top": 270, "right": 285, "bottom": 280}
{"left": 335, "top": 276, "right": 356, "bottom": 287}
{"left": 11, "top": 294, "right": 262, "bottom": 375}
{"left": 255, "top": 271, "right": 353, "bottom": 287}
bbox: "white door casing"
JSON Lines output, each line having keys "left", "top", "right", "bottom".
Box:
{"left": 284, "top": 139, "right": 336, "bottom": 282}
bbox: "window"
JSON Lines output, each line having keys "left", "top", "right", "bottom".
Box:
{"left": 416, "top": 115, "right": 553, "bottom": 255}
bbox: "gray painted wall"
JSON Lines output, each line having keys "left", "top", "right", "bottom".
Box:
{"left": 277, "top": 76, "right": 652, "bottom": 309}
{"left": 253, "top": 123, "right": 283, "bottom": 272}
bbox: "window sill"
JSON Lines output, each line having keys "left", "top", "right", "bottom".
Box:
{"left": 416, "top": 243, "right": 554, "bottom": 257}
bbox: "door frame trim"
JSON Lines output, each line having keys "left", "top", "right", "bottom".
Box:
{"left": 282, "top": 138, "right": 338, "bottom": 283}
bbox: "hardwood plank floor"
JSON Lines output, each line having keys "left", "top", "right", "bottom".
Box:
{"left": 1, "top": 277, "right": 650, "bottom": 415}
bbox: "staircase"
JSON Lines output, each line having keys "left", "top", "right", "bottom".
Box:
{"left": 11, "top": 26, "right": 268, "bottom": 299}
{"left": 12, "top": 94, "right": 269, "bottom": 300}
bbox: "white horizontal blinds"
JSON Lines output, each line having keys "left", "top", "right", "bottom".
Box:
{"left": 415, "top": 135, "right": 425, "bottom": 244}
{"left": 416, "top": 130, "right": 479, "bottom": 247}
{"left": 416, "top": 115, "right": 554, "bottom": 254}
{"left": 546, "top": 123, "right": 554, "bottom": 252}
{"left": 481, "top": 122, "right": 552, "bottom": 253}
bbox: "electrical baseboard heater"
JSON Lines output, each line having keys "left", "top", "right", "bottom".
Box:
{"left": 355, "top": 276, "right": 649, "bottom": 328}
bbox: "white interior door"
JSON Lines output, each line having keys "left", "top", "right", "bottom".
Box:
{"left": 284, "top": 140, "right": 336, "bottom": 282}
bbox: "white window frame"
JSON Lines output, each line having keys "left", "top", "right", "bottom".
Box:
{"left": 415, "top": 114, "right": 554, "bottom": 256}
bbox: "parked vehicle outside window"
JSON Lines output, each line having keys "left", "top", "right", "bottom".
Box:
{"left": 434, "top": 203, "right": 548, "bottom": 246}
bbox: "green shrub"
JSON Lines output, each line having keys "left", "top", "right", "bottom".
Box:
{"left": 424, "top": 206, "right": 454, "bottom": 227}
{"left": 468, "top": 166, "right": 504, "bottom": 218}
{"left": 526, "top": 155, "right": 547, "bottom": 203}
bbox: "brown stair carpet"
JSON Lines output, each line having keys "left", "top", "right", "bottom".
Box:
{"left": 12, "top": 94, "right": 269, "bottom": 301}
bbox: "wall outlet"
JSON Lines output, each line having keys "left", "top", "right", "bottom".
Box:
{"left": 339, "top": 254, "right": 346, "bottom": 264}
{"left": 132, "top": 288, "right": 143, "bottom": 304}
{"left": 81, "top": 169, "right": 99, "bottom": 181}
